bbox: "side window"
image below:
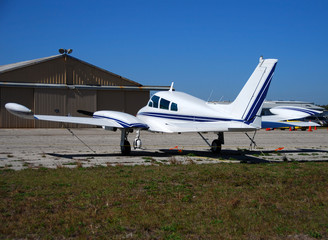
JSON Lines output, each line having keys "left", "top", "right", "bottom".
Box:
{"left": 148, "top": 101, "right": 153, "bottom": 107}
{"left": 160, "top": 98, "right": 170, "bottom": 110}
{"left": 151, "top": 95, "right": 160, "bottom": 108}
{"left": 171, "top": 102, "right": 178, "bottom": 111}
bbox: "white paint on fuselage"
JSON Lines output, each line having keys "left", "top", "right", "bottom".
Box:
{"left": 137, "top": 91, "right": 236, "bottom": 132}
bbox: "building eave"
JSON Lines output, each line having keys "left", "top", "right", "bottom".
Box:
{"left": 0, "top": 82, "right": 171, "bottom": 91}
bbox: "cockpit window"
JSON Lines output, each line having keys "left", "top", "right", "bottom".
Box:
{"left": 151, "top": 95, "right": 160, "bottom": 108}
{"left": 160, "top": 98, "right": 170, "bottom": 110}
{"left": 148, "top": 95, "right": 178, "bottom": 111}
{"left": 171, "top": 102, "right": 178, "bottom": 111}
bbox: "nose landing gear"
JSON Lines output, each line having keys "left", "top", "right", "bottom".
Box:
{"left": 120, "top": 129, "right": 143, "bottom": 155}
{"left": 133, "top": 129, "right": 142, "bottom": 149}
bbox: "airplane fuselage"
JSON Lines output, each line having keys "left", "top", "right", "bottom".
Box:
{"left": 137, "top": 91, "right": 243, "bottom": 133}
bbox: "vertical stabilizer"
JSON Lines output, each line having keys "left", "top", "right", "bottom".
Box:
{"left": 227, "top": 58, "right": 278, "bottom": 124}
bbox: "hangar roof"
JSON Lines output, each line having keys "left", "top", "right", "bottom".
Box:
{"left": 0, "top": 55, "right": 61, "bottom": 73}
{"left": 0, "top": 54, "right": 141, "bottom": 86}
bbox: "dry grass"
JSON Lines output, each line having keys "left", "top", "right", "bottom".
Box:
{"left": 1, "top": 162, "right": 328, "bottom": 239}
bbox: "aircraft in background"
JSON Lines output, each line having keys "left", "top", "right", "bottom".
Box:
{"left": 6, "top": 57, "right": 278, "bottom": 155}
{"left": 262, "top": 106, "right": 322, "bottom": 129}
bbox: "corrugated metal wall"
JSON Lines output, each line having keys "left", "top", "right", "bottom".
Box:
{"left": 1, "top": 87, "right": 149, "bottom": 128}
{"left": 0, "top": 55, "right": 140, "bottom": 86}
{"left": 125, "top": 91, "right": 149, "bottom": 115}
{"left": 34, "top": 89, "right": 67, "bottom": 128}
{"left": 0, "top": 87, "right": 34, "bottom": 128}
{"left": 97, "top": 90, "right": 149, "bottom": 116}
{"left": 0, "top": 55, "right": 149, "bottom": 128}
{"left": 66, "top": 89, "right": 97, "bottom": 128}
{"left": 70, "top": 58, "right": 138, "bottom": 86}
{"left": 97, "top": 91, "right": 125, "bottom": 112}
{"left": 0, "top": 58, "right": 66, "bottom": 84}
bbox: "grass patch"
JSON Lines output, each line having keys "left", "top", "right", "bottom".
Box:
{"left": 1, "top": 163, "right": 328, "bottom": 239}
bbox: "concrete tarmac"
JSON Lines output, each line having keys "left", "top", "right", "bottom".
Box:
{"left": 0, "top": 128, "right": 328, "bottom": 170}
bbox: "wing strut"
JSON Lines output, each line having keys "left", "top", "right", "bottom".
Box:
{"left": 66, "top": 126, "right": 96, "bottom": 154}
{"left": 198, "top": 132, "right": 211, "bottom": 147}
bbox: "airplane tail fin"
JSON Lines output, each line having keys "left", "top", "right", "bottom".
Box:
{"left": 225, "top": 57, "right": 278, "bottom": 127}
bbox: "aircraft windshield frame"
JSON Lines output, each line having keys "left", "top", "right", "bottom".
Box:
{"left": 148, "top": 95, "right": 178, "bottom": 111}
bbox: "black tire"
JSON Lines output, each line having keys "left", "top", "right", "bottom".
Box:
{"left": 121, "top": 140, "right": 131, "bottom": 155}
{"left": 211, "top": 139, "right": 222, "bottom": 154}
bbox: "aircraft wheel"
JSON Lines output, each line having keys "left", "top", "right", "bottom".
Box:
{"left": 121, "top": 140, "right": 131, "bottom": 155}
{"left": 133, "top": 138, "right": 142, "bottom": 149}
{"left": 211, "top": 139, "right": 221, "bottom": 153}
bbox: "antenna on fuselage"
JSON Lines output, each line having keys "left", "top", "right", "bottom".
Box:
{"left": 169, "top": 82, "right": 174, "bottom": 92}
{"left": 207, "top": 89, "right": 214, "bottom": 102}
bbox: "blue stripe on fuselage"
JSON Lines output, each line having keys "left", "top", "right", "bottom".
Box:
{"left": 138, "top": 112, "right": 243, "bottom": 123}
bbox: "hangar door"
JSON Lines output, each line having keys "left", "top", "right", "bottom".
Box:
{"left": 34, "top": 88, "right": 96, "bottom": 128}
{"left": 0, "top": 87, "right": 34, "bottom": 128}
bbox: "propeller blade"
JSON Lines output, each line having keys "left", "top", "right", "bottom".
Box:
{"left": 77, "top": 110, "right": 93, "bottom": 116}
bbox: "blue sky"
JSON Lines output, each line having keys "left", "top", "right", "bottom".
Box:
{"left": 0, "top": 0, "right": 327, "bottom": 105}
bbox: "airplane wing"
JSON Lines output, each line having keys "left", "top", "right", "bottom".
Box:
{"left": 5, "top": 103, "right": 148, "bottom": 129}
{"left": 262, "top": 120, "right": 320, "bottom": 129}
{"left": 34, "top": 115, "right": 122, "bottom": 128}
{"left": 267, "top": 106, "right": 322, "bottom": 121}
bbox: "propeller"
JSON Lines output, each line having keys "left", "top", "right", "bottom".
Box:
{"left": 77, "top": 110, "right": 93, "bottom": 116}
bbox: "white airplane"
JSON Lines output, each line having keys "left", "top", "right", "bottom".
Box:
{"left": 6, "top": 57, "right": 278, "bottom": 155}
{"left": 262, "top": 106, "right": 322, "bottom": 129}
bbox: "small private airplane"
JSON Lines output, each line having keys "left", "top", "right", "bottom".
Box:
{"left": 6, "top": 57, "right": 278, "bottom": 155}
{"left": 262, "top": 106, "right": 322, "bottom": 129}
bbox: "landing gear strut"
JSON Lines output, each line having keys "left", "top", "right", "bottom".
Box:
{"left": 120, "top": 129, "right": 131, "bottom": 155}
{"left": 198, "top": 132, "right": 224, "bottom": 154}
{"left": 245, "top": 131, "right": 257, "bottom": 150}
{"left": 133, "top": 129, "right": 142, "bottom": 149}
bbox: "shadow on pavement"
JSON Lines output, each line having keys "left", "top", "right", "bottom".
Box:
{"left": 48, "top": 147, "right": 328, "bottom": 164}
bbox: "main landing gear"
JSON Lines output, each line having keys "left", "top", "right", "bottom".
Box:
{"left": 120, "top": 129, "right": 131, "bottom": 155}
{"left": 120, "top": 129, "right": 143, "bottom": 155}
{"left": 245, "top": 131, "right": 257, "bottom": 150}
{"left": 198, "top": 132, "right": 224, "bottom": 154}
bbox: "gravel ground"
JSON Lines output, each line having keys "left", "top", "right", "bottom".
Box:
{"left": 1, "top": 128, "right": 328, "bottom": 170}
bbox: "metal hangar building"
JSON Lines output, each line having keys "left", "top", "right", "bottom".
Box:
{"left": 0, "top": 53, "right": 168, "bottom": 128}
